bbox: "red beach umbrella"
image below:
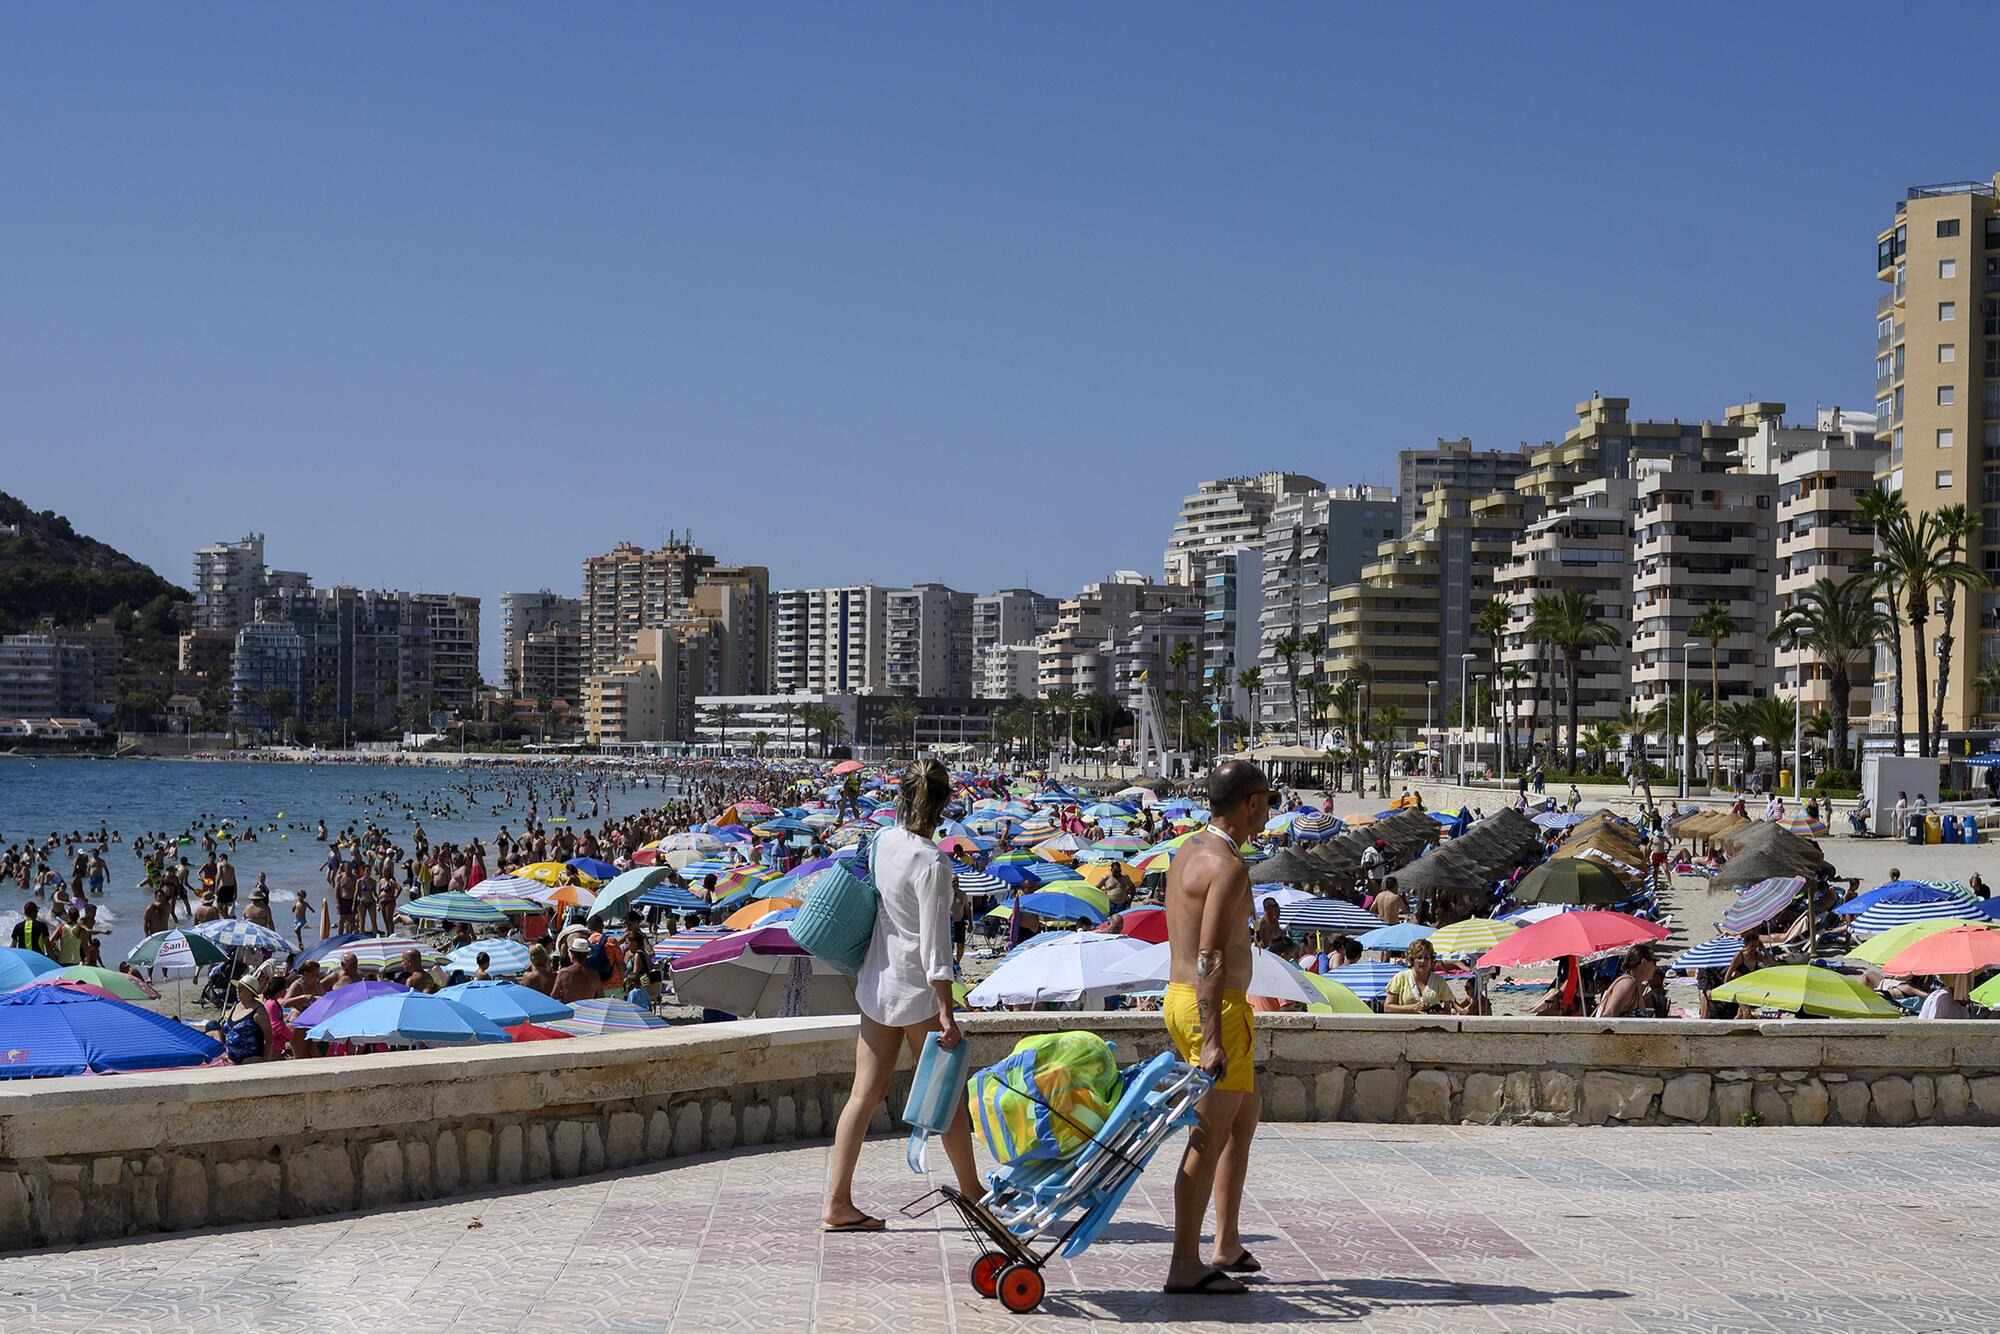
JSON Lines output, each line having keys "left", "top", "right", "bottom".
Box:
{"left": 1476, "top": 910, "right": 1668, "bottom": 969}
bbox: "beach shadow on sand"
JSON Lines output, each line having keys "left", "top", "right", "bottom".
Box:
{"left": 1040, "top": 1274, "right": 1630, "bottom": 1324}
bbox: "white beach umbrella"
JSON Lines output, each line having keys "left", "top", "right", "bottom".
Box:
{"left": 964, "top": 933, "right": 1149, "bottom": 1008}
{"left": 1104, "top": 941, "right": 1322, "bottom": 1006}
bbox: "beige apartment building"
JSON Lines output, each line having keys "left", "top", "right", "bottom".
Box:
{"left": 1773, "top": 425, "right": 1884, "bottom": 732}
{"left": 1873, "top": 175, "right": 2000, "bottom": 738}
{"left": 1494, "top": 477, "right": 1635, "bottom": 737}
{"left": 580, "top": 539, "right": 717, "bottom": 677}
{"left": 584, "top": 627, "right": 712, "bottom": 745}
{"left": 1321, "top": 486, "right": 1526, "bottom": 728}
{"left": 1036, "top": 575, "right": 1198, "bottom": 700}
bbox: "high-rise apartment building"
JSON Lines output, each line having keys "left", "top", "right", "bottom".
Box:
{"left": 233, "top": 586, "right": 480, "bottom": 732}
{"left": 972, "top": 589, "right": 1059, "bottom": 655}
{"left": 885, "top": 583, "right": 974, "bottom": 697}
{"left": 1396, "top": 440, "right": 1532, "bottom": 534}
{"left": 769, "top": 585, "right": 892, "bottom": 695}
{"left": 584, "top": 627, "right": 711, "bottom": 745}
{"left": 580, "top": 538, "right": 717, "bottom": 677}
{"left": 1037, "top": 574, "right": 1200, "bottom": 702}
{"left": 501, "top": 592, "right": 580, "bottom": 658}
{"left": 1200, "top": 546, "right": 1263, "bottom": 718}
{"left": 411, "top": 593, "right": 482, "bottom": 718}
{"left": 1162, "top": 472, "right": 1322, "bottom": 586}
{"left": 1256, "top": 485, "right": 1401, "bottom": 736}
{"left": 1774, "top": 421, "right": 1884, "bottom": 743}
{"left": 699, "top": 565, "right": 771, "bottom": 696}
{"left": 192, "top": 535, "right": 309, "bottom": 635}
{"left": 974, "top": 643, "right": 1041, "bottom": 700}
{"left": 1873, "top": 175, "right": 2000, "bottom": 739}
{"left": 0, "top": 634, "right": 96, "bottom": 720}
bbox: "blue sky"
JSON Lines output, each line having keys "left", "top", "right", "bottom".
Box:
{"left": 3, "top": 4, "right": 1993, "bottom": 677}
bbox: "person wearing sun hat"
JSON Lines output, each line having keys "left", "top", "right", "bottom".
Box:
{"left": 222, "top": 972, "right": 274, "bottom": 1064}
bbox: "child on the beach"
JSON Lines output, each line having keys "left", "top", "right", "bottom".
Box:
{"left": 292, "top": 889, "right": 310, "bottom": 946}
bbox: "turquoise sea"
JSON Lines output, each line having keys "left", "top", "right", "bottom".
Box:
{"left": 0, "top": 758, "right": 672, "bottom": 959}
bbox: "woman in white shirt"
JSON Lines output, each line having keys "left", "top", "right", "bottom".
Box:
{"left": 824, "top": 759, "right": 980, "bottom": 1231}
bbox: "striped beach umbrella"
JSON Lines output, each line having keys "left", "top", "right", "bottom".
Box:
{"left": 445, "top": 939, "right": 532, "bottom": 977}
{"left": 548, "top": 997, "right": 668, "bottom": 1035}
{"left": 1707, "top": 965, "right": 1899, "bottom": 1019}
{"left": 402, "top": 892, "right": 510, "bottom": 926}
{"left": 1850, "top": 895, "right": 1984, "bottom": 939}
{"left": 1327, "top": 962, "right": 1403, "bottom": 1002}
{"left": 955, "top": 868, "right": 1008, "bottom": 896}
{"left": 1427, "top": 917, "right": 1518, "bottom": 958}
{"left": 1278, "top": 898, "right": 1382, "bottom": 933}
{"left": 1718, "top": 877, "right": 1807, "bottom": 935}
{"left": 1292, "top": 811, "right": 1343, "bottom": 841}
{"left": 1671, "top": 936, "right": 1748, "bottom": 971}
{"left": 338, "top": 938, "right": 447, "bottom": 971}
{"left": 649, "top": 832, "right": 727, "bottom": 853}
{"left": 653, "top": 926, "right": 732, "bottom": 962}
{"left": 634, "top": 882, "right": 713, "bottom": 912}
{"left": 1777, "top": 815, "right": 1828, "bottom": 836}
{"left": 1357, "top": 923, "right": 1434, "bottom": 952}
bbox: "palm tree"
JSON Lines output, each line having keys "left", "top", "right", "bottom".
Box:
{"left": 1688, "top": 601, "right": 1738, "bottom": 788}
{"left": 1746, "top": 696, "right": 1798, "bottom": 787}
{"left": 1717, "top": 700, "right": 1758, "bottom": 783}
{"left": 1308, "top": 678, "right": 1336, "bottom": 754}
{"left": 1973, "top": 660, "right": 2000, "bottom": 726}
{"left": 1497, "top": 662, "right": 1527, "bottom": 774}
{"left": 1373, "top": 705, "right": 1405, "bottom": 794}
{"left": 1536, "top": 588, "right": 1618, "bottom": 773}
{"left": 1167, "top": 640, "right": 1195, "bottom": 749}
{"left": 1527, "top": 593, "right": 1559, "bottom": 768}
{"left": 1582, "top": 720, "right": 1621, "bottom": 775}
{"left": 1046, "top": 685, "right": 1081, "bottom": 757}
{"left": 701, "top": 701, "right": 737, "bottom": 754}
{"left": 1928, "top": 503, "right": 1987, "bottom": 756}
{"left": 1879, "top": 508, "right": 1984, "bottom": 757}
{"left": 751, "top": 729, "right": 770, "bottom": 758}
{"left": 1328, "top": 679, "right": 1360, "bottom": 791}
{"left": 1769, "top": 574, "right": 1891, "bottom": 773}
{"left": 1857, "top": 488, "right": 1910, "bottom": 755}
{"left": 884, "top": 698, "right": 920, "bottom": 757}
{"left": 1617, "top": 704, "right": 1656, "bottom": 806}
{"left": 1273, "top": 634, "right": 1304, "bottom": 744}
{"left": 1235, "top": 667, "right": 1263, "bottom": 747}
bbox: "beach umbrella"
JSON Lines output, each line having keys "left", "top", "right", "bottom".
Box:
{"left": 1511, "top": 858, "right": 1628, "bottom": 907}
{"left": 1503, "top": 904, "right": 1577, "bottom": 926}
{"left": 653, "top": 925, "right": 733, "bottom": 962}
{"left": 936, "top": 835, "right": 981, "bottom": 856}
{"left": 1292, "top": 811, "right": 1344, "bottom": 841}
{"left": 1304, "top": 973, "right": 1374, "bottom": 1015}
{"left": 332, "top": 937, "right": 447, "bottom": 971}
{"left": 21, "top": 978, "right": 132, "bottom": 1003}
{"left": 0, "top": 948, "right": 60, "bottom": 991}
{"left": 954, "top": 868, "right": 1008, "bottom": 896}
{"left": 1476, "top": 911, "right": 1668, "bottom": 969}
{"left": 1083, "top": 803, "right": 1134, "bottom": 820}
{"left": 588, "top": 867, "right": 674, "bottom": 922}
{"left": 733, "top": 801, "right": 778, "bottom": 817}
{"left": 504, "top": 1022, "right": 574, "bottom": 1042}
{"left": 467, "top": 873, "right": 545, "bottom": 901}
{"left": 49, "top": 965, "right": 159, "bottom": 1001}
{"left": 186, "top": 918, "right": 293, "bottom": 953}
{"left": 295, "top": 932, "right": 371, "bottom": 967}
{"left": 537, "top": 884, "right": 598, "bottom": 912}
{"left": 1327, "top": 962, "right": 1403, "bottom": 1002}
{"left": 0, "top": 988, "right": 223, "bottom": 1077}
{"left": 566, "top": 857, "right": 620, "bottom": 884}
{"left": 548, "top": 997, "right": 671, "bottom": 1035}
{"left": 402, "top": 892, "right": 510, "bottom": 926}
{"left": 1836, "top": 881, "right": 1975, "bottom": 915}
{"left": 1670, "top": 936, "right": 1750, "bottom": 971}
{"left": 1112, "top": 906, "right": 1169, "bottom": 944}
{"left": 829, "top": 759, "right": 865, "bottom": 775}
{"left": 1278, "top": 898, "right": 1382, "bottom": 933}
{"left": 1849, "top": 895, "right": 1983, "bottom": 939}
{"left": 1706, "top": 965, "right": 1899, "bottom": 1019}
{"left": 518, "top": 862, "right": 572, "bottom": 886}
{"left": 1357, "top": 923, "right": 1435, "bottom": 952}
{"left": 1427, "top": 918, "right": 1518, "bottom": 958}
{"left": 635, "top": 882, "right": 711, "bottom": 913}
{"left": 124, "top": 930, "right": 229, "bottom": 975}
{"left": 995, "top": 890, "right": 1111, "bottom": 925}
{"left": 294, "top": 979, "right": 410, "bottom": 1029}
{"left": 670, "top": 926, "right": 856, "bottom": 1018}
{"left": 1718, "top": 877, "right": 1808, "bottom": 935}
{"left": 1531, "top": 811, "right": 1589, "bottom": 830}
{"left": 308, "top": 992, "right": 511, "bottom": 1046}
{"left": 437, "top": 979, "right": 573, "bottom": 1026}
{"left": 1877, "top": 923, "right": 2000, "bottom": 976}
{"left": 650, "top": 832, "right": 725, "bottom": 854}
{"left": 1777, "top": 814, "right": 1829, "bottom": 836}
{"left": 1106, "top": 942, "right": 1321, "bottom": 1006}
{"left": 966, "top": 934, "right": 1150, "bottom": 1007}
{"left": 444, "top": 939, "right": 532, "bottom": 977}
{"left": 1843, "top": 917, "right": 1981, "bottom": 966}
{"left": 723, "top": 897, "right": 801, "bottom": 930}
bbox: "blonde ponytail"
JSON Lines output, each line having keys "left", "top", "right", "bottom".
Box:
{"left": 898, "top": 758, "right": 950, "bottom": 835}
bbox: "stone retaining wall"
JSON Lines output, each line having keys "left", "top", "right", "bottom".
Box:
{"left": 3, "top": 1013, "right": 1998, "bottom": 1251}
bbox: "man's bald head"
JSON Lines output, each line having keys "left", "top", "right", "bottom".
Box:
{"left": 1207, "top": 759, "right": 1271, "bottom": 818}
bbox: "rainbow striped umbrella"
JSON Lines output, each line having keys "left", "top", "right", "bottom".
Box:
{"left": 337, "top": 938, "right": 448, "bottom": 971}
{"left": 653, "top": 926, "right": 732, "bottom": 961}
{"left": 548, "top": 997, "right": 668, "bottom": 1035}
{"left": 402, "top": 891, "right": 511, "bottom": 926}
{"left": 1777, "top": 814, "right": 1829, "bottom": 836}
{"left": 445, "top": 939, "right": 532, "bottom": 976}
{"left": 1718, "top": 877, "right": 1807, "bottom": 935}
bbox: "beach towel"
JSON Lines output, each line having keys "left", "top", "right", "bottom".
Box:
{"left": 969, "top": 1031, "right": 1123, "bottom": 1166}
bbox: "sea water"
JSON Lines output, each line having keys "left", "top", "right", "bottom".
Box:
{"left": 0, "top": 757, "right": 672, "bottom": 958}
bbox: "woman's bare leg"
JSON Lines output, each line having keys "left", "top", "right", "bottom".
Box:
{"left": 824, "top": 1015, "right": 902, "bottom": 1227}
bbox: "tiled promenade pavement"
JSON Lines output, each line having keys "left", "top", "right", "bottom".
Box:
{"left": 4, "top": 1123, "right": 1997, "bottom": 1332}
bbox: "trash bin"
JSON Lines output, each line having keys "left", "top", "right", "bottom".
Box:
{"left": 1780, "top": 769, "right": 1791, "bottom": 795}
{"left": 1924, "top": 812, "right": 1943, "bottom": 844}
{"left": 1941, "top": 813, "right": 1959, "bottom": 844}
{"left": 1966, "top": 819, "right": 1981, "bottom": 845}
{"left": 1906, "top": 814, "right": 1925, "bottom": 844}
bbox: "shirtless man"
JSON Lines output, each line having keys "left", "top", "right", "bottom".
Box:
{"left": 1162, "top": 758, "right": 1271, "bottom": 1296}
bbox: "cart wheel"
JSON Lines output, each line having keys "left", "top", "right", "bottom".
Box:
{"left": 996, "top": 1263, "right": 1045, "bottom": 1314}
{"left": 969, "top": 1251, "right": 1008, "bottom": 1298}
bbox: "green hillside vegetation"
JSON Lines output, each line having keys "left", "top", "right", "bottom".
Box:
{"left": 0, "top": 492, "right": 191, "bottom": 721}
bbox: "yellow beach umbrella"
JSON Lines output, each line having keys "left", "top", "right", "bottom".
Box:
{"left": 1304, "top": 973, "right": 1373, "bottom": 1015}
{"left": 519, "top": 862, "right": 569, "bottom": 886}
{"left": 1428, "top": 917, "right": 1519, "bottom": 958}
{"left": 1707, "top": 965, "right": 1900, "bottom": 1019}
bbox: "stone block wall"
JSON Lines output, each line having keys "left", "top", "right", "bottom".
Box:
{"left": 2, "top": 1013, "right": 1998, "bottom": 1252}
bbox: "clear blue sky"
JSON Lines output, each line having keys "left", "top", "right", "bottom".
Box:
{"left": 3, "top": 4, "right": 1993, "bottom": 678}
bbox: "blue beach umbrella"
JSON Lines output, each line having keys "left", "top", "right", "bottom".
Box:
{"left": 1003, "top": 891, "right": 1109, "bottom": 925}
{"left": 589, "top": 867, "right": 675, "bottom": 922}
{"left": 566, "top": 857, "right": 621, "bottom": 883}
{"left": 634, "top": 883, "right": 713, "bottom": 912}
{"left": 307, "top": 992, "right": 511, "bottom": 1047}
{"left": 0, "top": 988, "right": 223, "bottom": 1077}
{"left": 437, "top": 979, "right": 572, "bottom": 1026}
{"left": 0, "top": 947, "right": 62, "bottom": 991}
{"left": 1357, "top": 923, "right": 1435, "bottom": 952}
{"left": 444, "top": 939, "right": 532, "bottom": 977}
{"left": 1836, "top": 882, "right": 1975, "bottom": 915}
{"left": 402, "top": 892, "right": 510, "bottom": 926}
{"left": 1671, "top": 936, "right": 1748, "bottom": 971}
{"left": 1850, "top": 895, "right": 1984, "bottom": 939}
{"left": 189, "top": 918, "right": 292, "bottom": 952}
{"left": 1328, "top": 962, "right": 1404, "bottom": 1002}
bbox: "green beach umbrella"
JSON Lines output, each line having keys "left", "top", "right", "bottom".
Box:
{"left": 1510, "top": 858, "right": 1628, "bottom": 906}
{"left": 125, "top": 930, "right": 230, "bottom": 974}
{"left": 1707, "top": 965, "right": 1900, "bottom": 1019}
{"left": 1304, "top": 973, "right": 1374, "bottom": 1015}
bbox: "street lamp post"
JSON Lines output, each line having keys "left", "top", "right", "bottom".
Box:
{"left": 1426, "top": 679, "right": 1437, "bottom": 772}
{"left": 1458, "top": 652, "right": 1476, "bottom": 784}
{"left": 1680, "top": 642, "right": 1711, "bottom": 801}
{"left": 1793, "top": 632, "right": 1806, "bottom": 800}
{"left": 1471, "top": 674, "right": 1486, "bottom": 779}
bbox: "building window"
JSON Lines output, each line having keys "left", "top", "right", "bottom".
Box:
{"left": 1939, "top": 219, "right": 1962, "bottom": 238}
{"left": 1939, "top": 428, "right": 1955, "bottom": 449}
{"left": 1941, "top": 344, "right": 1957, "bottom": 363}
{"left": 1937, "top": 470, "right": 1955, "bottom": 489}
{"left": 1941, "top": 301, "right": 1958, "bottom": 322}
{"left": 1942, "top": 259, "right": 1959, "bottom": 279}
{"left": 1940, "top": 385, "right": 1956, "bottom": 406}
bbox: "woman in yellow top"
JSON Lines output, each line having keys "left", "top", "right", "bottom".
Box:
{"left": 1382, "top": 939, "right": 1470, "bottom": 1015}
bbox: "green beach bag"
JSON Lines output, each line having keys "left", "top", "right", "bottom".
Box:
{"left": 788, "top": 853, "right": 879, "bottom": 976}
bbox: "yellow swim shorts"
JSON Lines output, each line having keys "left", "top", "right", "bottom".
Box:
{"left": 1163, "top": 982, "right": 1256, "bottom": 1094}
